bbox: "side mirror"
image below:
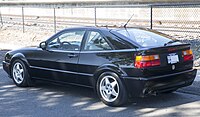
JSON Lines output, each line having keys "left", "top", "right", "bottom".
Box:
{"left": 39, "top": 41, "right": 47, "bottom": 50}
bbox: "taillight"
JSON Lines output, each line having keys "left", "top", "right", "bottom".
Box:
{"left": 135, "top": 55, "right": 161, "bottom": 68}
{"left": 182, "top": 49, "right": 193, "bottom": 61}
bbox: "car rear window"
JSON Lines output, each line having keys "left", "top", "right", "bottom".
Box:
{"left": 115, "top": 29, "right": 172, "bottom": 47}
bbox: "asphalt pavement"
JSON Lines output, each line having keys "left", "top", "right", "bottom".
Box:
{"left": 1, "top": 50, "right": 200, "bottom": 117}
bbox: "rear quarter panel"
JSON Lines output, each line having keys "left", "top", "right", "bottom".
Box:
{"left": 77, "top": 49, "right": 141, "bottom": 86}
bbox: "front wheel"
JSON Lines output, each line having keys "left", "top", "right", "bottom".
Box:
{"left": 96, "top": 72, "right": 128, "bottom": 107}
{"left": 11, "top": 60, "right": 33, "bottom": 87}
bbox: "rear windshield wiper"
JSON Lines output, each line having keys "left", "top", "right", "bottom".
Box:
{"left": 164, "top": 40, "right": 179, "bottom": 46}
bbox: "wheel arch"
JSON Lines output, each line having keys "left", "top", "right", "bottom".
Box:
{"left": 92, "top": 64, "right": 127, "bottom": 90}
{"left": 10, "top": 53, "right": 31, "bottom": 74}
{"left": 94, "top": 64, "right": 129, "bottom": 106}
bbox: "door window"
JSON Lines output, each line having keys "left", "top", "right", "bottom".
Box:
{"left": 84, "top": 31, "right": 112, "bottom": 51}
{"left": 47, "top": 30, "right": 85, "bottom": 51}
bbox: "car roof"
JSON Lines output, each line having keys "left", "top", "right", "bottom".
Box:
{"left": 61, "top": 26, "right": 111, "bottom": 32}
{"left": 61, "top": 26, "right": 152, "bottom": 33}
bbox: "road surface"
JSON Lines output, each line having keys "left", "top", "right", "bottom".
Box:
{"left": 0, "top": 66, "right": 200, "bottom": 117}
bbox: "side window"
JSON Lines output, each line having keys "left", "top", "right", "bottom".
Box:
{"left": 84, "top": 31, "right": 112, "bottom": 51}
{"left": 47, "top": 30, "right": 85, "bottom": 51}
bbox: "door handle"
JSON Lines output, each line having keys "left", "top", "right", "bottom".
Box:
{"left": 68, "top": 53, "right": 78, "bottom": 58}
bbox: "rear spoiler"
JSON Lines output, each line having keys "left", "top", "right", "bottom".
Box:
{"left": 137, "top": 44, "right": 191, "bottom": 55}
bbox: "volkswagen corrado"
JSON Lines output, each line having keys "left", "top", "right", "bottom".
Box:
{"left": 3, "top": 27, "right": 197, "bottom": 106}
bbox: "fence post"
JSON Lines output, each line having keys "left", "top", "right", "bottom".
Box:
{"left": 94, "top": 7, "right": 97, "bottom": 26}
{"left": 150, "top": 5, "right": 153, "bottom": 29}
{"left": 0, "top": 8, "right": 3, "bottom": 26}
{"left": 22, "top": 7, "right": 25, "bottom": 33}
{"left": 53, "top": 8, "right": 56, "bottom": 33}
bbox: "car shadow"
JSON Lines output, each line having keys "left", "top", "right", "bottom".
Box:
{"left": 1, "top": 72, "right": 200, "bottom": 116}
{"left": 0, "top": 76, "right": 200, "bottom": 117}
{"left": 36, "top": 82, "right": 200, "bottom": 116}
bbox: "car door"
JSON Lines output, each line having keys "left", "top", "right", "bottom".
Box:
{"left": 29, "top": 29, "right": 86, "bottom": 83}
{"left": 77, "top": 30, "right": 114, "bottom": 86}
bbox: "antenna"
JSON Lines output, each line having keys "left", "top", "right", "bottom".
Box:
{"left": 123, "top": 13, "right": 134, "bottom": 28}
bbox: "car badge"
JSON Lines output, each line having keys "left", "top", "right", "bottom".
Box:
{"left": 172, "top": 65, "right": 175, "bottom": 70}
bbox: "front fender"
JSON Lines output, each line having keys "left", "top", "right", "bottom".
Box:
{"left": 10, "top": 53, "right": 30, "bottom": 67}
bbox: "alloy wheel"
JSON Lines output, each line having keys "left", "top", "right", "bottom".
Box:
{"left": 99, "top": 75, "right": 119, "bottom": 102}
{"left": 12, "top": 62, "right": 24, "bottom": 84}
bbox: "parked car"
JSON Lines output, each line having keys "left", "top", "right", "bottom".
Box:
{"left": 3, "top": 27, "right": 197, "bottom": 106}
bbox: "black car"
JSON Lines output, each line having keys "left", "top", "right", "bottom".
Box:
{"left": 3, "top": 27, "right": 197, "bottom": 106}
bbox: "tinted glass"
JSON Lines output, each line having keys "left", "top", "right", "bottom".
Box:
{"left": 116, "top": 29, "right": 172, "bottom": 47}
{"left": 107, "top": 36, "right": 134, "bottom": 49}
{"left": 84, "top": 31, "right": 112, "bottom": 51}
{"left": 47, "top": 31, "right": 85, "bottom": 51}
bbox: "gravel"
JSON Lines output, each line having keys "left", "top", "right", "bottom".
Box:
{"left": 0, "top": 24, "right": 53, "bottom": 48}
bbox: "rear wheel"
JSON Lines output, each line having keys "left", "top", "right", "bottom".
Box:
{"left": 11, "top": 60, "right": 33, "bottom": 87}
{"left": 96, "top": 72, "right": 128, "bottom": 107}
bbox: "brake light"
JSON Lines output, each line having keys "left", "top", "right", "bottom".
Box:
{"left": 135, "top": 55, "right": 161, "bottom": 68}
{"left": 182, "top": 49, "right": 193, "bottom": 61}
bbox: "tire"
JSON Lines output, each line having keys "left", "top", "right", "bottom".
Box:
{"left": 96, "top": 72, "right": 128, "bottom": 107}
{"left": 11, "top": 59, "right": 33, "bottom": 87}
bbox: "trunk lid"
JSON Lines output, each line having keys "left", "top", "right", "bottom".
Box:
{"left": 135, "top": 44, "right": 193, "bottom": 77}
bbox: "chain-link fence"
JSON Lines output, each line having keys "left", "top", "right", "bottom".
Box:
{"left": 1, "top": 4, "right": 200, "bottom": 64}
{"left": 1, "top": 5, "right": 200, "bottom": 35}
{"left": 151, "top": 5, "right": 200, "bottom": 64}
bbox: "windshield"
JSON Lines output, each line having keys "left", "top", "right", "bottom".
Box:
{"left": 115, "top": 29, "right": 174, "bottom": 47}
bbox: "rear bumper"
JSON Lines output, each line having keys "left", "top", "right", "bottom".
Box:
{"left": 123, "top": 69, "right": 197, "bottom": 97}
{"left": 3, "top": 61, "right": 11, "bottom": 77}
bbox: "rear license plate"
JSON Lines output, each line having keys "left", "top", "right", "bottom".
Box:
{"left": 167, "top": 53, "right": 179, "bottom": 64}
